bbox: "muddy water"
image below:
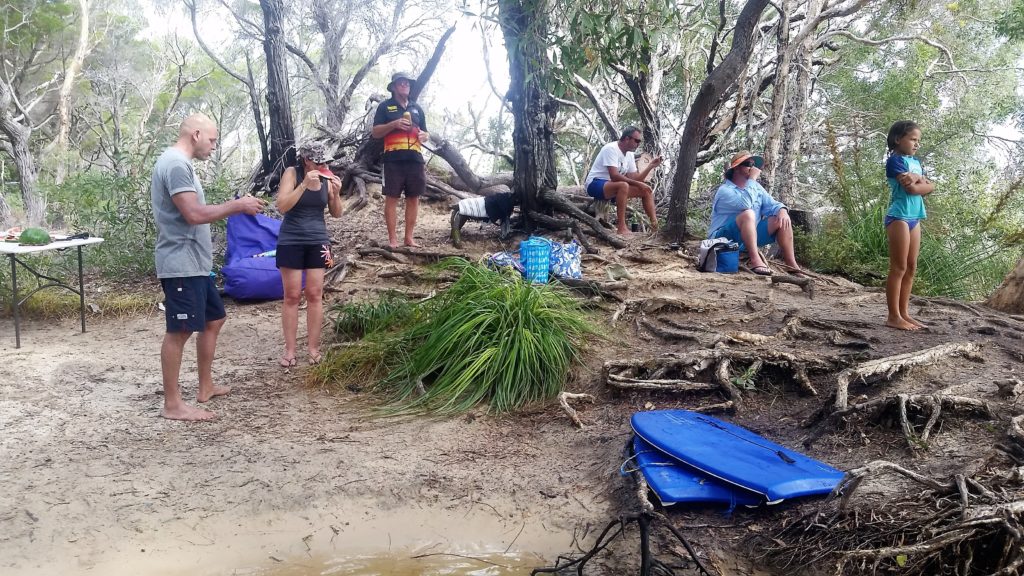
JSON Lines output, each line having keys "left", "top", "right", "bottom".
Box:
{"left": 81, "top": 501, "right": 574, "bottom": 576}
{"left": 251, "top": 551, "right": 537, "bottom": 575}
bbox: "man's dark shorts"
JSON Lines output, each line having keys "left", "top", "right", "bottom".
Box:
{"left": 382, "top": 161, "right": 426, "bottom": 199}
{"left": 161, "top": 275, "right": 226, "bottom": 333}
{"left": 276, "top": 243, "right": 333, "bottom": 269}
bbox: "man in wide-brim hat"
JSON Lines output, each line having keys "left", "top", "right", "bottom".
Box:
{"left": 371, "top": 71, "right": 431, "bottom": 248}
{"left": 706, "top": 151, "right": 801, "bottom": 276}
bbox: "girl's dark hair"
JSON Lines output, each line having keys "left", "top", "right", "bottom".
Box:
{"left": 886, "top": 120, "right": 920, "bottom": 152}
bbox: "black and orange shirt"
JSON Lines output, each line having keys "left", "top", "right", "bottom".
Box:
{"left": 373, "top": 98, "right": 428, "bottom": 164}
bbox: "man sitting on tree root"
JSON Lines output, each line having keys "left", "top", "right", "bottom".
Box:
{"left": 584, "top": 126, "right": 662, "bottom": 237}
{"left": 708, "top": 151, "right": 801, "bottom": 276}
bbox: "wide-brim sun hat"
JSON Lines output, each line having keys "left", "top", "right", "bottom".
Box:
{"left": 297, "top": 141, "right": 330, "bottom": 164}
{"left": 724, "top": 150, "right": 764, "bottom": 177}
{"left": 387, "top": 72, "right": 417, "bottom": 93}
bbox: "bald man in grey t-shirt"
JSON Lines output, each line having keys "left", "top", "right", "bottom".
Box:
{"left": 151, "top": 113, "right": 263, "bottom": 422}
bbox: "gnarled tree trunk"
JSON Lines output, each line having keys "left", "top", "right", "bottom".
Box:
{"left": 260, "top": 0, "right": 296, "bottom": 185}
{"left": 497, "top": 0, "right": 558, "bottom": 224}
{"left": 0, "top": 82, "right": 45, "bottom": 226}
{"left": 986, "top": 257, "right": 1024, "bottom": 314}
{"left": 663, "top": 0, "right": 772, "bottom": 240}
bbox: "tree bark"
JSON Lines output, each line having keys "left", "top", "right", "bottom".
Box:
{"left": 774, "top": 0, "right": 821, "bottom": 204}
{"left": 260, "top": 0, "right": 296, "bottom": 183}
{"left": 663, "top": 0, "right": 772, "bottom": 240}
{"left": 47, "top": 0, "right": 91, "bottom": 185}
{"left": 497, "top": 0, "right": 559, "bottom": 224}
{"left": 0, "top": 81, "right": 45, "bottom": 226}
{"left": 986, "top": 257, "right": 1024, "bottom": 314}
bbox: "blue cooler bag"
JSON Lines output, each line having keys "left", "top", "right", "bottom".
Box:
{"left": 716, "top": 242, "right": 740, "bottom": 274}
{"left": 520, "top": 237, "right": 552, "bottom": 284}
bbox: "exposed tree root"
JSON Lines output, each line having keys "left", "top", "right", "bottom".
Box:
{"left": 556, "top": 278, "right": 627, "bottom": 302}
{"left": 532, "top": 512, "right": 713, "bottom": 576}
{"left": 604, "top": 348, "right": 842, "bottom": 405}
{"left": 756, "top": 459, "right": 1024, "bottom": 576}
{"left": 771, "top": 274, "right": 815, "bottom": 298}
{"left": 538, "top": 189, "right": 628, "bottom": 249}
{"left": 833, "top": 342, "right": 982, "bottom": 411}
{"left": 558, "top": 392, "right": 594, "bottom": 429}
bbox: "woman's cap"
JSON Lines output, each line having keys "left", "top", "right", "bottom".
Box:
{"left": 725, "top": 150, "right": 764, "bottom": 177}
{"left": 387, "top": 72, "right": 417, "bottom": 93}
{"left": 297, "top": 142, "right": 330, "bottom": 164}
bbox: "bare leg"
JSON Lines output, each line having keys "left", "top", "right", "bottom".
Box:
{"left": 304, "top": 268, "right": 326, "bottom": 363}
{"left": 901, "top": 224, "right": 926, "bottom": 328}
{"left": 735, "top": 210, "right": 767, "bottom": 269}
{"left": 160, "top": 331, "right": 215, "bottom": 420}
{"left": 385, "top": 196, "right": 400, "bottom": 248}
{"left": 279, "top": 267, "right": 303, "bottom": 366}
{"left": 404, "top": 197, "right": 421, "bottom": 247}
{"left": 885, "top": 221, "right": 919, "bottom": 331}
{"left": 768, "top": 216, "right": 800, "bottom": 269}
{"left": 603, "top": 181, "right": 631, "bottom": 235}
{"left": 196, "top": 317, "right": 230, "bottom": 402}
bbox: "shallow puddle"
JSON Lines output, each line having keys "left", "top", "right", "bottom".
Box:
{"left": 247, "top": 551, "right": 539, "bottom": 575}
{"left": 79, "top": 501, "right": 576, "bottom": 576}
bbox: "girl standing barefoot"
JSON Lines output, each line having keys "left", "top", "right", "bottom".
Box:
{"left": 884, "top": 120, "right": 934, "bottom": 330}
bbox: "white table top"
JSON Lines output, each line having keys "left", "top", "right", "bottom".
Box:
{"left": 0, "top": 237, "right": 105, "bottom": 255}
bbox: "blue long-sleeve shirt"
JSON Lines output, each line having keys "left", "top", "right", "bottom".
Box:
{"left": 707, "top": 179, "right": 787, "bottom": 238}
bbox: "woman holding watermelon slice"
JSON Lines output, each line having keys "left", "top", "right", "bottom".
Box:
{"left": 275, "top": 141, "right": 343, "bottom": 367}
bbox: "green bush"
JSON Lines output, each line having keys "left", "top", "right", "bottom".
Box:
{"left": 46, "top": 171, "right": 156, "bottom": 278}
{"left": 311, "top": 259, "right": 600, "bottom": 414}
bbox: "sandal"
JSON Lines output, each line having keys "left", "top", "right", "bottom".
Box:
{"left": 750, "top": 266, "right": 773, "bottom": 276}
{"left": 278, "top": 356, "right": 297, "bottom": 368}
{"left": 308, "top": 353, "right": 322, "bottom": 366}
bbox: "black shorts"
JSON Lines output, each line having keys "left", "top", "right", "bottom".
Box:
{"left": 382, "top": 162, "right": 426, "bottom": 198}
{"left": 276, "top": 243, "right": 333, "bottom": 269}
{"left": 161, "top": 275, "right": 226, "bottom": 333}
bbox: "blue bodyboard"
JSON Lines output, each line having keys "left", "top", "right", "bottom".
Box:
{"left": 631, "top": 410, "right": 845, "bottom": 503}
{"left": 632, "top": 437, "right": 762, "bottom": 507}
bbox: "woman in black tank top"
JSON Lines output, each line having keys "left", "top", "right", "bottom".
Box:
{"left": 274, "top": 142, "right": 343, "bottom": 367}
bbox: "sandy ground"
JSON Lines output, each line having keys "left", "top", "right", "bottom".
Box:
{"left": 2, "top": 191, "right": 1022, "bottom": 575}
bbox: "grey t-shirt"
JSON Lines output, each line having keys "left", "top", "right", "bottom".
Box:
{"left": 151, "top": 147, "right": 213, "bottom": 278}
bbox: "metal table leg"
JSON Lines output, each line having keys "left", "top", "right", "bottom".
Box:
{"left": 10, "top": 253, "right": 20, "bottom": 348}
{"left": 78, "top": 246, "right": 86, "bottom": 333}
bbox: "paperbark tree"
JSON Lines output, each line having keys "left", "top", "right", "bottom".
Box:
{"left": 259, "top": 0, "right": 296, "bottom": 182}
{"left": 986, "top": 257, "right": 1024, "bottom": 314}
{"left": 0, "top": 0, "right": 76, "bottom": 226}
{"left": 497, "top": 0, "right": 558, "bottom": 224}
{"left": 663, "top": 0, "right": 772, "bottom": 240}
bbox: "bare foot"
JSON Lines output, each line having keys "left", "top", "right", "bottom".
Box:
{"left": 161, "top": 403, "right": 216, "bottom": 421}
{"left": 904, "top": 316, "right": 929, "bottom": 329}
{"left": 885, "top": 318, "right": 920, "bottom": 331}
{"left": 388, "top": 240, "right": 400, "bottom": 249}
{"left": 197, "top": 385, "right": 231, "bottom": 403}
{"left": 404, "top": 239, "right": 421, "bottom": 248}
{"left": 617, "top": 228, "right": 633, "bottom": 237}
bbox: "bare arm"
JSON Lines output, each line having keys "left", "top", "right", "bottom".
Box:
{"left": 171, "top": 192, "right": 263, "bottom": 225}
{"left": 608, "top": 166, "right": 652, "bottom": 193}
{"left": 626, "top": 156, "right": 663, "bottom": 183}
{"left": 276, "top": 167, "right": 311, "bottom": 213}
{"left": 327, "top": 177, "right": 343, "bottom": 218}
{"left": 896, "top": 173, "right": 935, "bottom": 195}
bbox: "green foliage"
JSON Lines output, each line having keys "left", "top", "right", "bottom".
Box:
{"left": 45, "top": 171, "right": 156, "bottom": 278}
{"left": 312, "top": 259, "right": 600, "bottom": 415}
{"left": 802, "top": 143, "right": 1019, "bottom": 300}
{"left": 995, "top": 0, "right": 1024, "bottom": 39}
{"left": 329, "top": 291, "right": 416, "bottom": 340}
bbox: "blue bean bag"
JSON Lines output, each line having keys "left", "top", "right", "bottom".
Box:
{"left": 222, "top": 213, "right": 284, "bottom": 301}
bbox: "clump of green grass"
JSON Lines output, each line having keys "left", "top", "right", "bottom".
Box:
{"left": 1, "top": 290, "right": 160, "bottom": 319}
{"left": 310, "top": 259, "right": 599, "bottom": 414}
{"left": 328, "top": 290, "right": 415, "bottom": 340}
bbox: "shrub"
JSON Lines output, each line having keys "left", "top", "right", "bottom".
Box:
{"left": 310, "top": 259, "right": 599, "bottom": 414}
